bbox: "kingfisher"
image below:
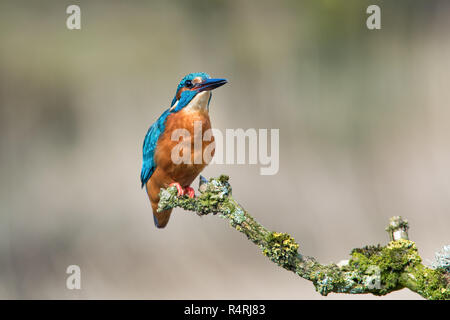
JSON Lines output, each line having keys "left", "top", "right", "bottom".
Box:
{"left": 141, "top": 72, "right": 227, "bottom": 228}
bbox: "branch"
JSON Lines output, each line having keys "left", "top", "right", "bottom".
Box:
{"left": 158, "top": 175, "right": 450, "bottom": 300}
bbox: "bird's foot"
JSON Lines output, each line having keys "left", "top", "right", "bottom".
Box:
{"left": 169, "top": 182, "right": 185, "bottom": 197}
{"left": 184, "top": 186, "right": 195, "bottom": 199}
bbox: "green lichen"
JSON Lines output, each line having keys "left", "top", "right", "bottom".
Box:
{"left": 347, "top": 239, "right": 449, "bottom": 299}
{"left": 157, "top": 175, "right": 450, "bottom": 300}
{"left": 349, "top": 239, "right": 419, "bottom": 295}
{"left": 304, "top": 262, "right": 370, "bottom": 296}
{"left": 351, "top": 244, "right": 383, "bottom": 257}
{"left": 157, "top": 175, "right": 232, "bottom": 214}
{"left": 404, "top": 264, "right": 450, "bottom": 300}
{"left": 308, "top": 265, "right": 343, "bottom": 295}
{"left": 229, "top": 206, "right": 245, "bottom": 225}
{"left": 432, "top": 245, "right": 450, "bottom": 273}
{"left": 263, "top": 232, "right": 299, "bottom": 269}
{"left": 307, "top": 240, "right": 444, "bottom": 297}
{"left": 350, "top": 240, "right": 416, "bottom": 273}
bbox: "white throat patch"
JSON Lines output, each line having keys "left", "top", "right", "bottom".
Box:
{"left": 184, "top": 91, "right": 211, "bottom": 112}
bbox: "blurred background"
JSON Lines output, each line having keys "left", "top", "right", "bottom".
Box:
{"left": 0, "top": 0, "right": 449, "bottom": 299}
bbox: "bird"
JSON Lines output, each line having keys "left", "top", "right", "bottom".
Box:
{"left": 141, "top": 72, "right": 227, "bottom": 228}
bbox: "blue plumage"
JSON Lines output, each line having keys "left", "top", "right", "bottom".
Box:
{"left": 140, "top": 108, "right": 170, "bottom": 188}
{"left": 140, "top": 72, "right": 212, "bottom": 188}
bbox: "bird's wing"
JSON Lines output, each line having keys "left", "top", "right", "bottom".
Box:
{"left": 140, "top": 108, "right": 171, "bottom": 188}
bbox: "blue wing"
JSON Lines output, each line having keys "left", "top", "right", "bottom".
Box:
{"left": 140, "top": 108, "right": 171, "bottom": 188}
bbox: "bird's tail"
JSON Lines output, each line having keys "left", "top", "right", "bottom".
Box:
{"left": 151, "top": 202, "right": 172, "bottom": 228}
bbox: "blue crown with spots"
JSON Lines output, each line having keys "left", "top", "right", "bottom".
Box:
{"left": 171, "top": 72, "right": 211, "bottom": 107}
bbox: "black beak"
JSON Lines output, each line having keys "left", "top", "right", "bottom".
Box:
{"left": 197, "top": 78, "right": 228, "bottom": 92}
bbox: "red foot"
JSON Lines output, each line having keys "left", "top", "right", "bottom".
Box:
{"left": 184, "top": 186, "right": 195, "bottom": 199}
{"left": 169, "top": 182, "right": 185, "bottom": 196}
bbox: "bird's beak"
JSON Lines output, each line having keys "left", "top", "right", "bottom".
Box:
{"left": 197, "top": 78, "right": 228, "bottom": 92}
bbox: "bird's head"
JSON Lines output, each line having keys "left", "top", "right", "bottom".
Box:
{"left": 170, "top": 72, "right": 227, "bottom": 113}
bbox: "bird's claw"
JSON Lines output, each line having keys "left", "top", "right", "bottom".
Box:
{"left": 184, "top": 186, "right": 195, "bottom": 199}
{"left": 169, "top": 182, "right": 185, "bottom": 197}
{"left": 169, "top": 183, "right": 195, "bottom": 198}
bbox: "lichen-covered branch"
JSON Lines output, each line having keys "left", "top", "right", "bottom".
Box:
{"left": 158, "top": 175, "right": 450, "bottom": 300}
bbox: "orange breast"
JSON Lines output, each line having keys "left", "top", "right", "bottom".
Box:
{"left": 145, "top": 108, "right": 215, "bottom": 227}
{"left": 152, "top": 108, "right": 215, "bottom": 188}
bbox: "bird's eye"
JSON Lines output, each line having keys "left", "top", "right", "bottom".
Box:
{"left": 185, "top": 80, "right": 194, "bottom": 88}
